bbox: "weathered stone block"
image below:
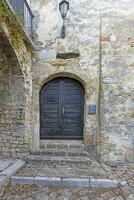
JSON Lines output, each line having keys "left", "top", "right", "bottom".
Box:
{"left": 11, "top": 176, "right": 34, "bottom": 185}
{"left": 34, "top": 177, "right": 61, "bottom": 186}
{"left": 0, "top": 175, "right": 9, "bottom": 187}
{"left": 1, "top": 160, "right": 25, "bottom": 177}
{"left": 90, "top": 179, "right": 118, "bottom": 188}
{"left": 62, "top": 178, "right": 90, "bottom": 187}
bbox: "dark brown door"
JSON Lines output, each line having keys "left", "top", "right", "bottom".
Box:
{"left": 40, "top": 77, "right": 84, "bottom": 139}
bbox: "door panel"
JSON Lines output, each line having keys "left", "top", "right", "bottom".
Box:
{"left": 40, "top": 77, "right": 84, "bottom": 139}
{"left": 40, "top": 79, "right": 60, "bottom": 139}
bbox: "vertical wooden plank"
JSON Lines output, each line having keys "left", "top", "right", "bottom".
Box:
{"left": 40, "top": 78, "right": 60, "bottom": 139}
{"left": 59, "top": 79, "right": 65, "bottom": 137}
{"left": 63, "top": 78, "right": 84, "bottom": 139}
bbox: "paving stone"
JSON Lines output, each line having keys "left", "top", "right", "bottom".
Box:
{"left": 127, "top": 194, "right": 134, "bottom": 200}
{"left": 34, "top": 177, "right": 61, "bottom": 186}
{"left": 90, "top": 179, "right": 118, "bottom": 188}
{"left": 1, "top": 160, "right": 25, "bottom": 176}
{"left": 0, "top": 175, "right": 9, "bottom": 186}
{"left": 62, "top": 178, "right": 90, "bottom": 187}
{"left": 0, "top": 159, "right": 25, "bottom": 190}
{"left": 109, "top": 196, "right": 124, "bottom": 200}
{"left": 56, "top": 144, "right": 68, "bottom": 149}
{"left": 15, "top": 159, "right": 106, "bottom": 178}
{"left": 11, "top": 176, "right": 34, "bottom": 185}
{"left": 1, "top": 159, "right": 134, "bottom": 199}
{"left": 0, "top": 160, "right": 14, "bottom": 172}
{"left": 53, "top": 151, "right": 67, "bottom": 156}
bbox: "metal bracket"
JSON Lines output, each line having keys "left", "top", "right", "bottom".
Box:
{"left": 61, "top": 24, "right": 66, "bottom": 38}
{"left": 89, "top": 104, "right": 96, "bottom": 114}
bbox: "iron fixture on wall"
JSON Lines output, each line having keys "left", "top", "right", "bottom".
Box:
{"left": 59, "top": 0, "right": 69, "bottom": 38}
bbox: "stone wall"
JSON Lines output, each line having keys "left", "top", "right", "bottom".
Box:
{"left": 31, "top": 0, "right": 100, "bottom": 150}
{"left": 100, "top": 17, "right": 134, "bottom": 162}
{"left": 30, "top": 0, "right": 134, "bottom": 162}
{"left": 0, "top": 43, "right": 24, "bottom": 156}
{"left": 0, "top": 0, "right": 33, "bottom": 157}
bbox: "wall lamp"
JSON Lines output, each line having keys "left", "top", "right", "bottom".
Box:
{"left": 59, "top": 0, "right": 69, "bottom": 38}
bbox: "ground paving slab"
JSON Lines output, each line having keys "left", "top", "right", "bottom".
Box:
{"left": 0, "top": 156, "right": 134, "bottom": 199}
{"left": 11, "top": 176, "right": 118, "bottom": 188}
{"left": 0, "top": 159, "right": 14, "bottom": 173}
{"left": 0, "top": 158, "right": 25, "bottom": 192}
{"left": 1, "top": 181, "right": 134, "bottom": 200}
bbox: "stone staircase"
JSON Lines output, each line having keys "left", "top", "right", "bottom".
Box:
{"left": 27, "top": 141, "right": 92, "bottom": 165}
{"left": 8, "top": 142, "right": 119, "bottom": 188}
{"left": 11, "top": 150, "right": 119, "bottom": 188}
{"left": 31, "top": 143, "right": 89, "bottom": 157}
{"left": 24, "top": 142, "right": 105, "bottom": 180}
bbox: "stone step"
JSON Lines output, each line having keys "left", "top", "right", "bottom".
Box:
{"left": 30, "top": 149, "right": 89, "bottom": 157}
{"left": 39, "top": 143, "right": 85, "bottom": 150}
{"left": 26, "top": 155, "right": 92, "bottom": 165}
{"left": 23, "top": 161, "right": 106, "bottom": 178}
{"left": 11, "top": 176, "right": 118, "bottom": 188}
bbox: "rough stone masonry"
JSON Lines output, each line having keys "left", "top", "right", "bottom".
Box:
{"left": 30, "top": 0, "right": 134, "bottom": 163}
{"left": 0, "top": 0, "right": 134, "bottom": 163}
{"left": 0, "top": 0, "right": 33, "bottom": 157}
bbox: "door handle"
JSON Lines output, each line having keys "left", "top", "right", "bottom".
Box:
{"left": 62, "top": 107, "right": 64, "bottom": 114}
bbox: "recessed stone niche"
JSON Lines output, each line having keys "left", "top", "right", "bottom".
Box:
{"left": 56, "top": 52, "right": 80, "bottom": 59}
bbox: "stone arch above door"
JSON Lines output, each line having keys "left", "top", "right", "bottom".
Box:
{"left": 32, "top": 70, "right": 99, "bottom": 151}
{"left": 37, "top": 72, "right": 88, "bottom": 94}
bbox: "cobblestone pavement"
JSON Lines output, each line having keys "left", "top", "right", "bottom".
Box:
{"left": 0, "top": 161, "right": 134, "bottom": 200}
{"left": 0, "top": 181, "right": 134, "bottom": 200}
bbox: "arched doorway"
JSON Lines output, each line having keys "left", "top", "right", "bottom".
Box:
{"left": 40, "top": 77, "right": 84, "bottom": 139}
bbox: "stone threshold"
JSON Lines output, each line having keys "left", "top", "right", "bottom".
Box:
{"left": 11, "top": 176, "right": 118, "bottom": 188}
{"left": 0, "top": 160, "right": 25, "bottom": 189}
{"left": 40, "top": 140, "right": 84, "bottom": 149}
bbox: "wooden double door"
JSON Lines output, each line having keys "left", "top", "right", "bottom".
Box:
{"left": 40, "top": 77, "right": 84, "bottom": 139}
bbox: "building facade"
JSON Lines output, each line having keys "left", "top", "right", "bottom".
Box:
{"left": 0, "top": 0, "right": 134, "bottom": 163}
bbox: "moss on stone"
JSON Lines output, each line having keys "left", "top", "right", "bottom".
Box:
{"left": 0, "top": 0, "right": 33, "bottom": 52}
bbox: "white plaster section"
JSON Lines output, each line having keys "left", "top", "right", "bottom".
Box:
{"left": 31, "top": 0, "right": 62, "bottom": 46}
